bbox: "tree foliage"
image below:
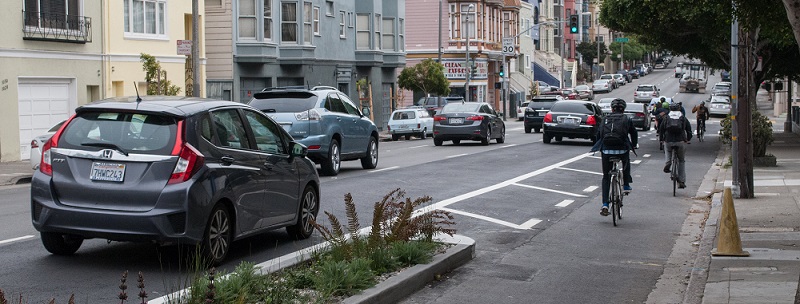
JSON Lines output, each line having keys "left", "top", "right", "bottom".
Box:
{"left": 398, "top": 59, "right": 451, "bottom": 97}
{"left": 576, "top": 41, "right": 607, "bottom": 67}
{"left": 140, "top": 53, "right": 181, "bottom": 96}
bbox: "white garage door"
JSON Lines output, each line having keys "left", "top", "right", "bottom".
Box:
{"left": 18, "top": 81, "right": 71, "bottom": 160}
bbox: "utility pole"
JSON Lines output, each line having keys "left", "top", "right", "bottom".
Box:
{"left": 596, "top": 35, "right": 601, "bottom": 80}
{"left": 438, "top": 0, "right": 442, "bottom": 63}
{"left": 192, "top": 0, "right": 200, "bottom": 97}
{"left": 465, "top": 4, "right": 474, "bottom": 103}
{"left": 731, "top": 14, "right": 739, "bottom": 197}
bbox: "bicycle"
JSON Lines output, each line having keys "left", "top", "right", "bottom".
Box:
{"left": 608, "top": 156, "right": 625, "bottom": 226}
{"left": 696, "top": 118, "right": 706, "bottom": 142}
{"left": 668, "top": 142, "right": 689, "bottom": 196}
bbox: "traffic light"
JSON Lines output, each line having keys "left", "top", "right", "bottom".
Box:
{"left": 471, "top": 65, "right": 478, "bottom": 78}
{"left": 569, "top": 15, "right": 579, "bottom": 34}
{"left": 499, "top": 64, "right": 505, "bottom": 77}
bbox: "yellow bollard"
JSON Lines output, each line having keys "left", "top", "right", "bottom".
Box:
{"left": 711, "top": 187, "right": 750, "bottom": 256}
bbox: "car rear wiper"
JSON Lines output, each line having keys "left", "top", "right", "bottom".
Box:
{"left": 81, "top": 142, "right": 129, "bottom": 156}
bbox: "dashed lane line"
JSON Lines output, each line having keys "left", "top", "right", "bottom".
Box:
{"left": 631, "top": 160, "right": 642, "bottom": 165}
{"left": 0, "top": 235, "right": 35, "bottom": 245}
{"left": 583, "top": 186, "right": 599, "bottom": 192}
{"left": 512, "top": 183, "right": 588, "bottom": 197}
{"left": 369, "top": 166, "right": 399, "bottom": 173}
{"left": 446, "top": 153, "right": 469, "bottom": 159}
{"left": 555, "top": 199, "right": 575, "bottom": 207}
{"left": 644, "top": 154, "right": 651, "bottom": 158}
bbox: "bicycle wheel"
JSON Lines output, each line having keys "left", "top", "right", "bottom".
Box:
{"left": 610, "top": 174, "right": 619, "bottom": 226}
{"left": 671, "top": 154, "right": 678, "bottom": 197}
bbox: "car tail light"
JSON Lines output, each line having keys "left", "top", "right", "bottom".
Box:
{"left": 40, "top": 114, "right": 76, "bottom": 176}
{"left": 544, "top": 113, "right": 553, "bottom": 123}
{"left": 586, "top": 116, "right": 597, "bottom": 126}
{"left": 308, "top": 145, "right": 321, "bottom": 150}
{"left": 633, "top": 92, "right": 638, "bottom": 96}
{"left": 168, "top": 120, "right": 205, "bottom": 185}
{"left": 387, "top": 125, "right": 391, "bottom": 131}
{"left": 417, "top": 123, "right": 421, "bottom": 128}
{"left": 433, "top": 115, "right": 447, "bottom": 121}
{"left": 295, "top": 109, "right": 321, "bottom": 121}
{"left": 635, "top": 112, "right": 645, "bottom": 117}
{"left": 31, "top": 139, "right": 39, "bottom": 149}
{"left": 466, "top": 115, "right": 483, "bottom": 121}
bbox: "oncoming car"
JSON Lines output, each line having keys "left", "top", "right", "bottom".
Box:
{"left": 30, "top": 96, "right": 321, "bottom": 265}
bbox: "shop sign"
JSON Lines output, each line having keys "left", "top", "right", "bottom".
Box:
{"left": 442, "top": 59, "right": 488, "bottom": 80}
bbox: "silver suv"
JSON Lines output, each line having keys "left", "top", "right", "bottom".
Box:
{"left": 249, "top": 86, "right": 379, "bottom": 176}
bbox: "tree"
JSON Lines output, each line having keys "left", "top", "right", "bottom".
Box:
{"left": 140, "top": 53, "right": 181, "bottom": 96}
{"left": 576, "top": 41, "right": 607, "bottom": 69}
{"left": 781, "top": 0, "right": 800, "bottom": 56}
{"left": 398, "top": 59, "right": 451, "bottom": 98}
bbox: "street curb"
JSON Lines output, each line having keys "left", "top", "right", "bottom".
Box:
{"left": 343, "top": 234, "right": 475, "bottom": 304}
{"left": 1, "top": 173, "right": 33, "bottom": 186}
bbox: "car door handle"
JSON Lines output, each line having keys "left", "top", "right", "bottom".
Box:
{"left": 220, "top": 155, "right": 235, "bottom": 165}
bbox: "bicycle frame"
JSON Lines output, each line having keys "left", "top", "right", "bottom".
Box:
{"left": 608, "top": 157, "right": 624, "bottom": 225}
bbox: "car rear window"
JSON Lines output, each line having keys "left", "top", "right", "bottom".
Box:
{"left": 550, "top": 102, "right": 594, "bottom": 114}
{"left": 392, "top": 111, "right": 416, "bottom": 120}
{"left": 441, "top": 103, "right": 479, "bottom": 113}
{"left": 249, "top": 91, "right": 319, "bottom": 112}
{"left": 625, "top": 104, "right": 645, "bottom": 112}
{"left": 527, "top": 101, "right": 556, "bottom": 108}
{"left": 637, "top": 86, "right": 654, "bottom": 91}
{"left": 58, "top": 112, "right": 178, "bottom": 155}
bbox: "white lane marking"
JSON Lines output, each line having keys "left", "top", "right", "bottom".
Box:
{"left": 555, "top": 199, "right": 575, "bottom": 207}
{"left": 583, "top": 186, "right": 599, "bottom": 192}
{"left": 0, "top": 235, "right": 35, "bottom": 245}
{"left": 556, "top": 167, "right": 602, "bottom": 175}
{"left": 413, "top": 153, "right": 591, "bottom": 216}
{"left": 644, "top": 154, "right": 651, "bottom": 158}
{"left": 369, "top": 166, "right": 399, "bottom": 173}
{"left": 650, "top": 138, "right": 658, "bottom": 141}
{"left": 408, "top": 145, "right": 428, "bottom": 149}
{"left": 631, "top": 160, "right": 642, "bottom": 164}
{"left": 440, "top": 207, "right": 538, "bottom": 230}
{"left": 446, "top": 153, "right": 469, "bottom": 159}
{"left": 496, "top": 144, "right": 518, "bottom": 149}
{"left": 520, "top": 218, "right": 543, "bottom": 229}
{"left": 512, "top": 183, "right": 588, "bottom": 197}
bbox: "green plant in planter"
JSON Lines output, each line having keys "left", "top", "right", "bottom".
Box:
{"left": 719, "top": 111, "right": 774, "bottom": 157}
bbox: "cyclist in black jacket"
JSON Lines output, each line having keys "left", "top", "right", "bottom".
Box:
{"left": 659, "top": 103, "right": 693, "bottom": 188}
{"left": 591, "top": 99, "right": 638, "bottom": 216}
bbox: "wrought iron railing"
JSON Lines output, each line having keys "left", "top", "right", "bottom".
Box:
{"left": 22, "top": 10, "right": 92, "bottom": 43}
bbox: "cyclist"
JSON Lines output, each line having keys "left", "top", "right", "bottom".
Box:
{"left": 591, "top": 98, "right": 638, "bottom": 216}
{"left": 659, "top": 103, "right": 693, "bottom": 189}
{"left": 692, "top": 101, "right": 710, "bottom": 137}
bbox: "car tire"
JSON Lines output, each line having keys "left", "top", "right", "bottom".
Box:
{"left": 481, "top": 127, "right": 491, "bottom": 145}
{"left": 453, "top": 140, "right": 461, "bottom": 145}
{"left": 420, "top": 129, "right": 427, "bottom": 139}
{"left": 525, "top": 126, "right": 532, "bottom": 133}
{"left": 405, "top": 134, "right": 411, "bottom": 140}
{"left": 201, "top": 204, "right": 233, "bottom": 266}
{"left": 41, "top": 232, "right": 83, "bottom": 255}
{"left": 286, "top": 185, "right": 319, "bottom": 240}
{"left": 434, "top": 138, "right": 443, "bottom": 146}
{"left": 555, "top": 136, "right": 563, "bottom": 142}
{"left": 361, "top": 136, "right": 379, "bottom": 169}
{"left": 391, "top": 134, "right": 399, "bottom": 141}
{"left": 496, "top": 126, "right": 506, "bottom": 143}
{"left": 543, "top": 133, "right": 552, "bottom": 143}
{"left": 534, "top": 127, "right": 541, "bottom": 133}
{"left": 321, "top": 139, "right": 341, "bottom": 176}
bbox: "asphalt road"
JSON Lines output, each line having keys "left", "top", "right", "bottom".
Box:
{"left": 0, "top": 58, "right": 727, "bottom": 303}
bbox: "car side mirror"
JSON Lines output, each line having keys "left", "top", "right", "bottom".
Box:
{"left": 360, "top": 106, "right": 371, "bottom": 118}
{"left": 290, "top": 142, "right": 308, "bottom": 158}
{"left": 497, "top": 112, "right": 503, "bottom": 117}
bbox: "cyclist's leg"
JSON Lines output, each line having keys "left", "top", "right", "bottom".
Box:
{"left": 601, "top": 153, "right": 612, "bottom": 204}
{"left": 676, "top": 143, "right": 687, "bottom": 183}
{"left": 664, "top": 142, "right": 673, "bottom": 172}
{"left": 621, "top": 152, "right": 632, "bottom": 187}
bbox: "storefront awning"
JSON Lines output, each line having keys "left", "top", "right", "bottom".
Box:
{"left": 532, "top": 62, "right": 560, "bottom": 87}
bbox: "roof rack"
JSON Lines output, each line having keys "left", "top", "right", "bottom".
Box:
{"left": 311, "top": 86, "right": 338, "bottom": 91}
{"left": 260, "top": 86, "right": 306, "bottom": 92}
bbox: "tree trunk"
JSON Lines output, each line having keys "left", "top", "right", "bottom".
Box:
{"left": 736, "top": 28, "right": 755, "bottom": 199}
{"left": 782, "top": 0, "right": 800, "bottom": 55}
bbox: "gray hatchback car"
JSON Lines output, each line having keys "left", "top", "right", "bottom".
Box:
{"left": 432, "top": 102, "right": 506, "bottom": 146}
{"left": 30, "top": 96, "right": 320, "bottom": 265}
{"left": 249, "top": 87, "right": 379, "bottom": 176}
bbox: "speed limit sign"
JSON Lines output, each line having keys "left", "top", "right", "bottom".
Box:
{"left": 502, "top": 37, "right": 514, "bottom": 55}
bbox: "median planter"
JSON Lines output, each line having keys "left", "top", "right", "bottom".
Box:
{"left": 754, "top": 154, "right": 777, "bottom": 167}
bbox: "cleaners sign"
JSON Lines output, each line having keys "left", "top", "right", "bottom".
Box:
{"left": 442, "top": 59, "right": 488, "bottom": 80}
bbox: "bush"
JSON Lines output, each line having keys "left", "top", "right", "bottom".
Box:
{"left": 719, "top": 111, "right": 774, "bottom": 157}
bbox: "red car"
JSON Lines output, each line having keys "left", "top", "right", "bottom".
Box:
{"left": 560, "top": 88, "right": 580, "bottom": 100}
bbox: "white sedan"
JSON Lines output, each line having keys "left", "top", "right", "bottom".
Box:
{"left": 29, "top": 120, "right": 66, "bottom": 170}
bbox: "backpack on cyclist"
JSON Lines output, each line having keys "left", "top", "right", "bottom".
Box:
{"left": 601, "top": 113, "right": 629, "bottom": 149}
{"left": 664, "top": 115, "right": 685, "bottom": 136}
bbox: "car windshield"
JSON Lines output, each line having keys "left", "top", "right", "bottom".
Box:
{"left": 441, "top": 103, "right": 479, "bottom": 113}
{"left": 593, "top": 80, "right": 607, "bottom": 85}
{"left": 600, "top": 75, "right": 612, "bottom": 79}
{"left": 58, "top": 112, "right": 178, "bottom": 155}
{"left": 551, "top": 102, "right": 594, "bottom": 114}
{"left": 625, "top": 104, "right": 645, "bottom": 112}
{"left": 712, "top": 96, "right": 731, "bottom": 103}
{"left": 249, "top": 91, "right": 319, "bottom": 112}
{"left": 637, "top": 86, "right": 654, "bottom": 91}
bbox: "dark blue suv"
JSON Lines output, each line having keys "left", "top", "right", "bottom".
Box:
{"left": 249, "top": 86, "right": 379, "bottom": 176}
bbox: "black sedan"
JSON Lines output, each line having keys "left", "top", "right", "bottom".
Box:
{"left": 542, "top": 100, "right": 603, "bottom": 144}
{"left": 623, "top": 102, "right": 652, "bottom": 131}
{"left": 433, "top": 102, "right": 506, "bottom": 146}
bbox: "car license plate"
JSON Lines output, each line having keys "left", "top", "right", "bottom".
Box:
{"left": 90, "top": 162, "right": 126, "bottom": 182}
{"left": 450, "top": 118, "right": 464, "bottom": 124}
{"left": 562, "top": 117, "right": 580, "bottom": 125}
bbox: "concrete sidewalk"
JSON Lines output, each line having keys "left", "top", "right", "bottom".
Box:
{"left": 0, "top": 161, "right": 33, "bottom": 186}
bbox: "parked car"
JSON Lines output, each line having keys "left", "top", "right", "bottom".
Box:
{"left": 561, "top": 88, "right": 580, "bottom": 100}
{"left": 516, "top": 101, "right": 530, "bottom": 121}
{"left": 612, "top": 74, "right": 627, "bottom": 86}
{"left": 630, "top": 69, "right": 641, "bottom": 79}
{"left": 721, "top": 70, "right": 731, "bottom": 82}
{"left": 654, "top": 59, "right": 665, "bottom": 69}
{"left": 573, "top": 85, "right": 594, "bottom": 100}
{"left": 711, "top": 82, "right": 732, "bottom": 96}
{"left": 644, "top": 63, "right": 654, "bottom": 73}
{"left": 417, "top": 95, "right": 466, "bottom": 116}
{"left": 542, "top": 100, "right": 603, "bottom": 144}
{"left": 616, "top": 70, "right": 632, "bottom": 82}
{"left": 709, "top": 95, "right": 732, "bottom": 117}
{"left": 524, "top": 95, "right": 564, "bottom": 133}
{"left": 635, "top": 64, "right": 648, "bottom": 76}
{"left": 433, "top": 102, "right": 506, "bottom": 146}
{"left": 537, "top": 81, "right": 557, "bottom": 93}
{"left": 624, "top": 102, "right": 652, "bottom": 130}
{"left": 598, "top": 97, "right": 616, "bottom": 114}
{"left": 30, "top": 96, "right": 320, "bottom": 265}
{"left": 249, "top": 86, "right": 379, "bottom": 176}
{"left": 29, "top": 120, "right": 66, "bottom": 170}
{"left": 592, "top": 79, "right": 613, "bottom": 93}
{"left": 388, "top": 108, "right": 433, "bottom": 140}
{"left": 633, "top": 84, "right": 660, "bottom": 103}
{"left": 600, "top": 74, "right": 617, "bottom": 89}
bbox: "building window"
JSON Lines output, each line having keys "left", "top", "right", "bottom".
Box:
{"left": 399, "top": 18, "right": 405, "bottom": 51}
{"left": 339, "top": 11, "right": 346, "bottom": 38}
{"left": 124, "top": 0, "right": 166, "bottom": 37}
{"left": 25, "top": 0, "right": 81, "bottom": 29}
{"left": 382, "top": 18, "right": 394, "bottom": 50}
{"left": 374, "top": 13, "right": 381, "bottom": 49}
{"left": 281, "top": 2, "right": 297, "bottom": 43}
{"left": 264, "top": 0, "right": 272, "bottom": 40}
{"left": 503, "top": 12, "right": 510, "bottom": 38}
{"left": 448, "top": 4, "right": 455, "bottom": 39}
{"left": 347, "top": 12, "right": 354, "bottom": 28}
{"left": 325, "top": 0, "right": 333, "bottom": 16}
{"left": 460, "top": 4, "right": 475, "bottom": 39}
{"left": 356, "top": 13, "right": 370, "bottom": 50}
{"left": 303, "top": 2, "right": 312, "bottom": 43}
{"left": 237, "top": 0, "right": 256, "bottom": 39}
{"left": 313, "top": 6, "right": 320, "bottom": 36}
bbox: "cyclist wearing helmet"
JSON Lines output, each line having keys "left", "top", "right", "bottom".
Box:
{"left": 692, "top": 100, "right": 710, "bottom": 136}
{"left": 659, "top": 103, "right": 693, "bottom": 188}
{"left": 591, "top": 98, "right": 638, "bottom": 216}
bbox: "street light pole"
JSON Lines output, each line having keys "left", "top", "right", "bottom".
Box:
{"left": 438, "top": 0, "right": 442, "bottom": 63}
{"left": 465, "top": 4, "right": 474, "bottom": 102}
